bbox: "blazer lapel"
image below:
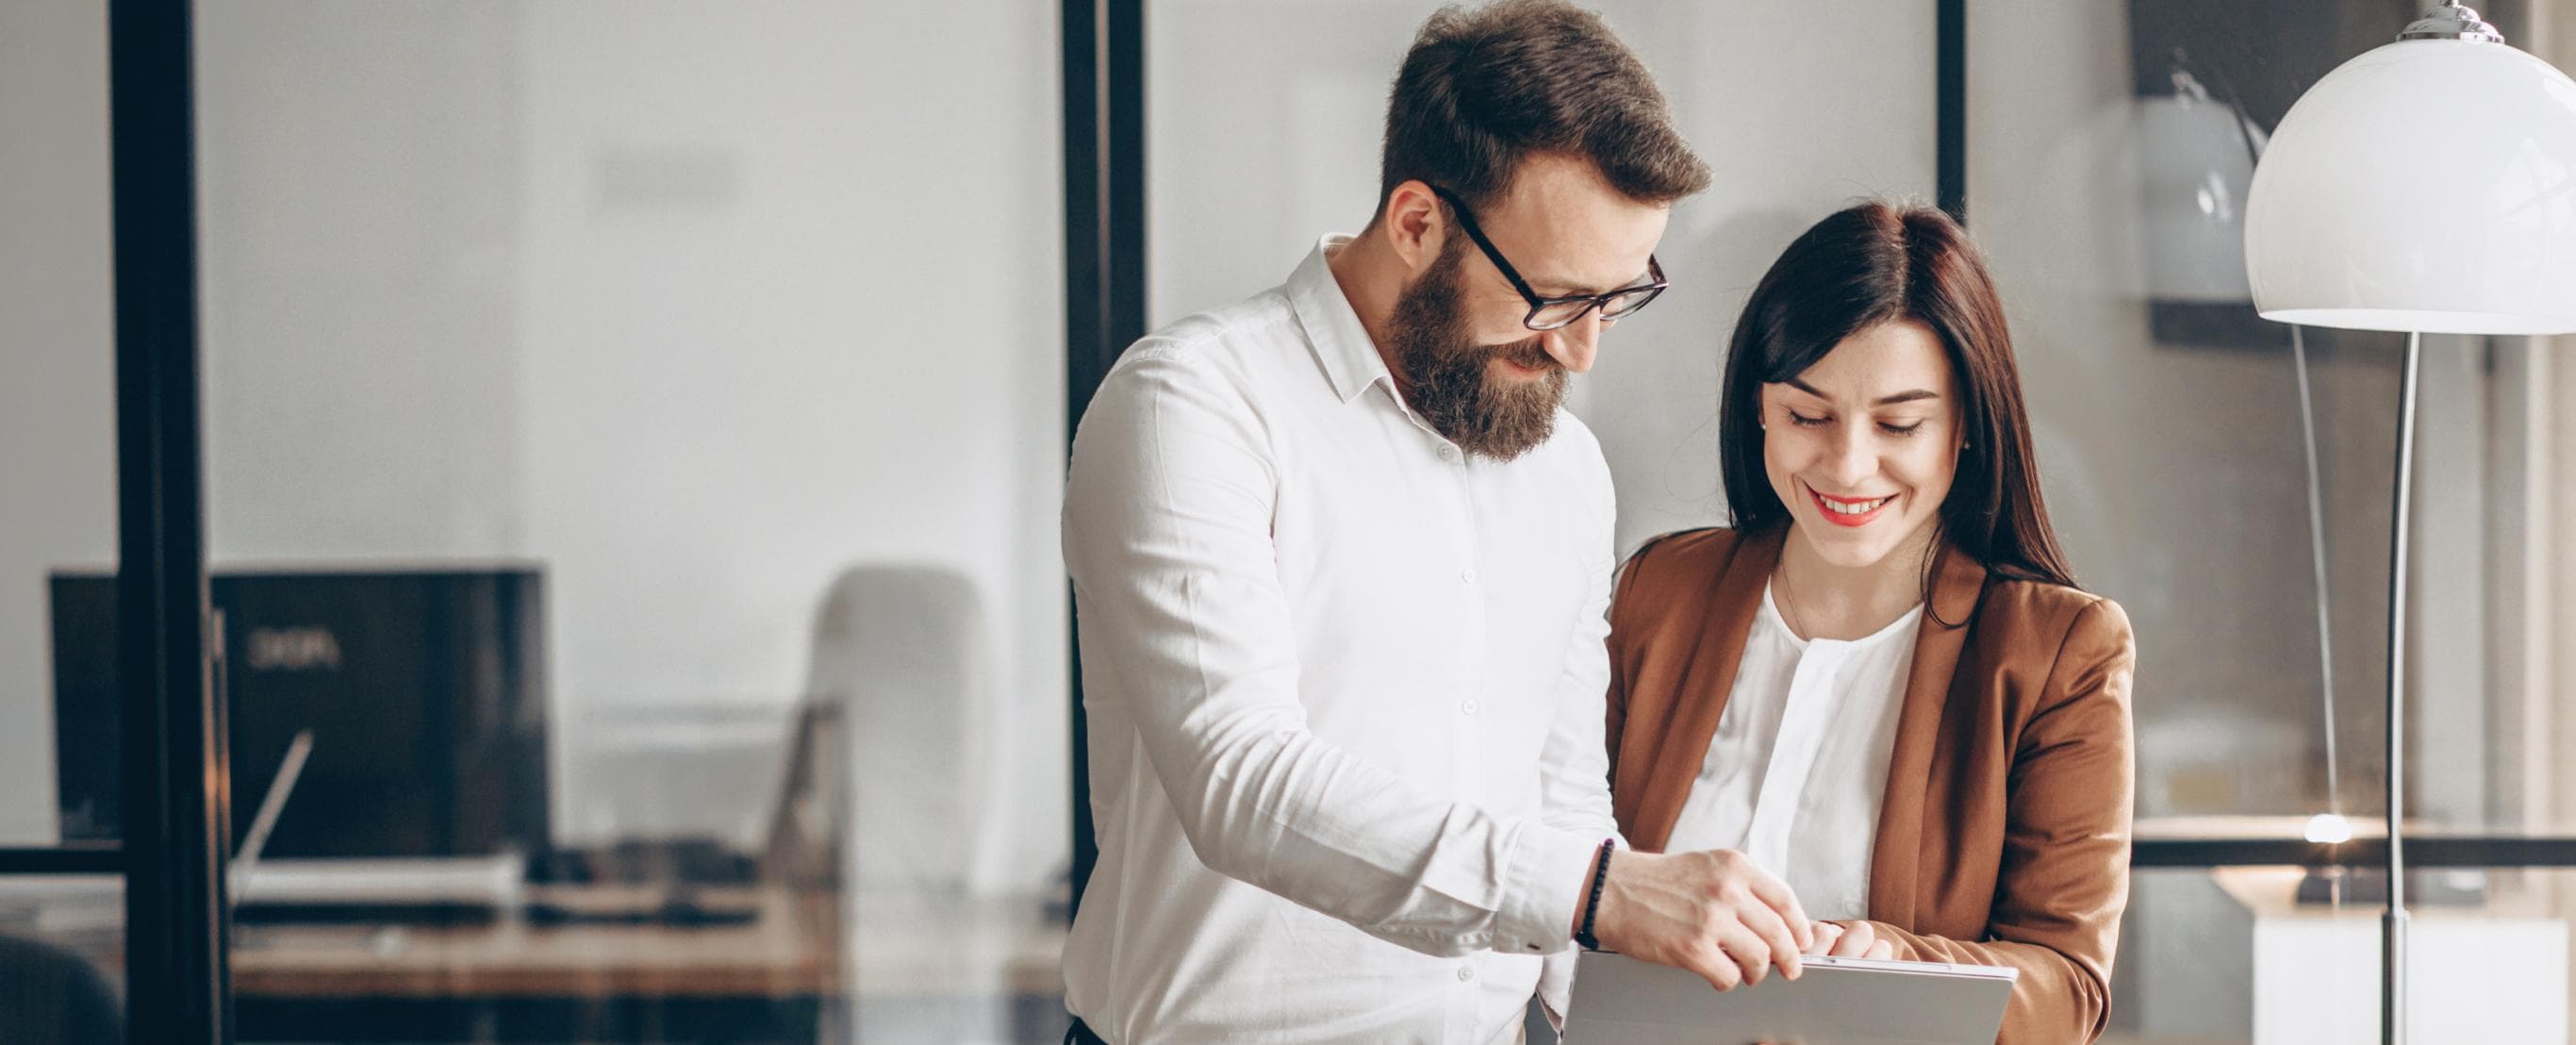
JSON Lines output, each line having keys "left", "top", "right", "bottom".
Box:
{"left": 1865, "top": 541, "right": 1989, "bottom": 926}
{"left": 1634, "top": 525, "right": 1785, "bottom": 853}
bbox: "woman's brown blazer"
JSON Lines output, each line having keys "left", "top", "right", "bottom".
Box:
{"left": 1606, "top": 525, "right": 2136, "bottom": 1043}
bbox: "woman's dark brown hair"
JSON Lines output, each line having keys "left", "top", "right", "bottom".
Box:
{"left": 1718, "top": 200, "right": 2079, "bottom": 602}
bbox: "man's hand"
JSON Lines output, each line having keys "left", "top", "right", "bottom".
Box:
{"left": 1590, "top": 849, "right": 1813, "bottom": 991}
{"left": 1805, "top": 919, "right": 1896, "bottom": 960}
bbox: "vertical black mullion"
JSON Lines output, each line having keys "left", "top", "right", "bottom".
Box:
{"left": 110, "top": 0, "right": 231, "bottom": 1040}
{"left": 1061, "top": 0, "right": 1098, "bottom": 923}
{"left": 1062, "top": 0, "right": 1146, "bottom": 918}
{"left": 1936, "top": 0, "right": 1966, "bottom": 224}
{"left": 1105, "top": 2, "right": 1145, "bottom": 350}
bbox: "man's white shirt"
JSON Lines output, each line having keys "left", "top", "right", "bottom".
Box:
{"left": 1060, "top": 236, "right": 1622, "bottom": 1043}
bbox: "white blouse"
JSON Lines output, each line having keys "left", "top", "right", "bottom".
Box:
{"left": 1660, "top": 580, "right": 1922, "bottom": 921}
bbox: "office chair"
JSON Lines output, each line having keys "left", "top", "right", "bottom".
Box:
{"left": 0, "top": 935, "right": 122, "bottom": 1044}
{"left": 774, "top": 563, "right": 995, "bottom": 895}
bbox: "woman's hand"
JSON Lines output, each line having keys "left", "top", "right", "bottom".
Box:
{"left": 1804, "top": 920, "right": 1896, "bottom": 960}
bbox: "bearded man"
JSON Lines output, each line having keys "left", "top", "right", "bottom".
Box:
{"left": 1060, "top": 4, "right": 1816, "bottom": 1041}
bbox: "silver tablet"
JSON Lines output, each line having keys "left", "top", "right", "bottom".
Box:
{"left": 1563, "top": 949, "right": 2018, "bottom": 1044}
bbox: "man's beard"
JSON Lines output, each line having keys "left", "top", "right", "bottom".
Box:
{"left": 1386, "top": 241, "right": 1569, "bottom": 462}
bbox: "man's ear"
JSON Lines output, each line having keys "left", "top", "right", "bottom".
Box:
{"left": 1380, "top": 179, "right": 1446, "bottom": 275}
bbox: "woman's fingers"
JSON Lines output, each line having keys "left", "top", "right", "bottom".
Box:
{"left": 1805, "top": 921, "right": 1844, "bottom": 957}
{"left": 1826, "top": 920, "right": 1878, "bottom": 958}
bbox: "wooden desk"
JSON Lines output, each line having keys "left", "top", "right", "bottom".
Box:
{"left": 233, "top": 886, "right": 840, "bottom": 999}
{"left": 229, "top": 885, "right": 1070, "bottom": 1043}
{"left": 231, "top": 885, "right": 837, "bottom": 1042}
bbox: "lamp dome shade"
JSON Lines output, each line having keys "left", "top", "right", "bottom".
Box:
{"left": 2244, "top": 37, "right": 2576, "bottom": 335}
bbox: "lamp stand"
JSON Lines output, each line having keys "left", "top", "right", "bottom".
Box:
{"left": 2382, "top": 330, "right": 2420, "bottom": 1045}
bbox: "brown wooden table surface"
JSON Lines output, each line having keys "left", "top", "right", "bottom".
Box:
{"left": 230, "top": 885, "right": 840, "bottom": 999}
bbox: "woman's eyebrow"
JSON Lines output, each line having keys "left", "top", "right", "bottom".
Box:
{"left": 1782, "top": 377, "right": 1941, "bottom": 406}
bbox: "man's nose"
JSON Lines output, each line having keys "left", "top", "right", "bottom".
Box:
{"left": 1542, "top": 308, "right": 1603, "bottom": 373}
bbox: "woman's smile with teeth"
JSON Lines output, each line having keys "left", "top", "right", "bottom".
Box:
{"left": 1816, "top": 491, "right": 1892, "bottom": 514}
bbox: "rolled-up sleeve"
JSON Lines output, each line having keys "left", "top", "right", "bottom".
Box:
{"left": 1065, "top": 345, "right": 1595, "bottom": 957}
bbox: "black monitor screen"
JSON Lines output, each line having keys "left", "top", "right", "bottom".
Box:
{"left": 49, "top": 568, "right": 548, "bottom": 860}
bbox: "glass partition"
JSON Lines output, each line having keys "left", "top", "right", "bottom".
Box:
{"left": 190, "top": 3, "right": 1068, "bottom": 1039}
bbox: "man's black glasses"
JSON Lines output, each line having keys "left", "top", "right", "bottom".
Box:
{"left": 1427, "top": 184, "right": 1668, "bottom": 332}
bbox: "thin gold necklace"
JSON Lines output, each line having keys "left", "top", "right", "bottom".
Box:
{"left": 1773, "top": 558, "right": 1810, "bottom": 640}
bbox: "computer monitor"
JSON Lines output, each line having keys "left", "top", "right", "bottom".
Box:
{"left": 49, "top": 566, "right": 549, "bottom": 861}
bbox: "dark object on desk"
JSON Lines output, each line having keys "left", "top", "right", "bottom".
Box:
{"left": 2296, "top": 867, "right": 2487, "bottom": 907}
{"left": 233, "top": 900, "right": 504, "bottom": 927}
{"left": 50, "top": 566, "right": 550, "bottom": 861}
{"left": 0, "top": 935, "right": 123, "bottom": 1045}
{"left": 531, "top": 836, "right": 759, "bottom": 887}
{"left": 524, "top": 892, "right": 761, "bottom": 929}
{"left": 238, "top": 994, "right": 819, "bottom": 1044}
{"left": 524, "top": 837, "right": 765, "bottom": 927}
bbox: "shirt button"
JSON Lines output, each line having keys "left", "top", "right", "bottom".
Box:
{"left": 1461, "top": 699, "right": 1480, "bottom": 716}
{"left": 1460, "top": 568, "right": 1479, "bottom": 585}
{"left": 1457, "top": 965, "right": 1477, "bottom": 982}
{"left": 1437, "top": 445, "right": 1460, "bottom": 462}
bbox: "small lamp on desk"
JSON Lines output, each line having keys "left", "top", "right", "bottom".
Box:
{"left": 2241, "top": 3, "right": 2576, "bottom": 1043}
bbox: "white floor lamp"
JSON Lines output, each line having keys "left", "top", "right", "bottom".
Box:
{"left": 2242, "top": 4, "right": 2576, "bottom": 1043}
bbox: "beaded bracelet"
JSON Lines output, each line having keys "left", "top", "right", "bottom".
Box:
{"left": 1574, "top": 838, "right": 1615, "bottom": 950}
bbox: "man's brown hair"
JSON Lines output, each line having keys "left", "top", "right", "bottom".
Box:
{"left": 1379, "top": 0, "right": 1709, "bottom": 216}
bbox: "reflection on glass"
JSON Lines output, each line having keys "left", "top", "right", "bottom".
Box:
{"left": 190, "top": 1, "right": 1067, "bottom": 1040}
{"left": 3, "top": 1, "right": 125, "bottom": 1039}
{"left": 1978, "top": 1, "right": 2576, "bottom": 1037}
{"left": 1, "top": 0, "right": 118, "bottom": 858}
{"left": 1974, "top": 0, "right": 2564, "bottom": 838}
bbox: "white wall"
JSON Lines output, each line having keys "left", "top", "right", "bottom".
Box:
{"left": 3, "top": 1, "right": 1069, "bottom": 893}
{"left": 1577, "top": 1, "right": 1939, "bottom": 552}
{"left": 194, "top": 4, "right": 530, "bottom": 565}
{"left": 506, "top": 0, "right": 1067, "bottom": 889}
{"left": 0, "top": 0, "right": 117, "bottom": 846}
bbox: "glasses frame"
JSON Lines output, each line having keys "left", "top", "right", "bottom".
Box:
{"left": 1426, "top": 184, "right": 1668, "bottom": 332}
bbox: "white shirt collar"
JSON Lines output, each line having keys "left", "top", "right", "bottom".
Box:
{"left": 1285, "top": 234, "right": 1393, "bottom": 405}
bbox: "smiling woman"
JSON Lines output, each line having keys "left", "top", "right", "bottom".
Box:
{"left": 1759, "top": 320, "right": 1961, "bottom": 577}
{"left": 1717, "top": 201, "right": 2077, "bottom": 605}
{"left": 1601, "top": 200, "right": 2136, "bottom": 1044}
